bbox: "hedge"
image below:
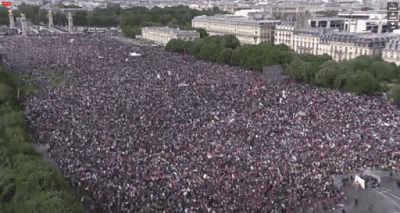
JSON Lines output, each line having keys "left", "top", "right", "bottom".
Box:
{"left": 165, "top": 34, "right": 400, "bottom": 99}
{"left": 0, "top": 65, "right": 85, "bottom": 213}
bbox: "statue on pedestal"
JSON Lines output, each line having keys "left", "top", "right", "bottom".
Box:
{"left": 21, "top": 13, "right": 25, "bottom": 19}
{"left": 48, "top": 10, "right": 54, "bottom": 28}
{"left": 8, "top": 10, "right": 15, "bottom": 29}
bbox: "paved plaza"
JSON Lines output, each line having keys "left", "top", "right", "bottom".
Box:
{"left": 316, "top": 170, "right": 400, "bottom": 213}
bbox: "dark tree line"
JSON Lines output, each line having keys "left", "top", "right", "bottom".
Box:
{"left": 8, "top": 4, "right": 225, "bottom": 35}
{"left": 166, "top": 34, "right": 400, "bottom": 96}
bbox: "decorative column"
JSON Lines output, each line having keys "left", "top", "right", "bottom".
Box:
{"left": 21, "top": 13, "right": 27, "bottom": 36}
{"left": 9, "top": 10, "right": 14, "bottom": 28}
{"left": 68, "top": 13, "right": 73, "bottom": 34}
{"left": 48, "top": 10, "right": 54, "bottom": 28}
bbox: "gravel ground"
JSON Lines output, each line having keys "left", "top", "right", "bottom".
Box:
{"left": 1, "top": 34, "right": 400, "bottom": 212}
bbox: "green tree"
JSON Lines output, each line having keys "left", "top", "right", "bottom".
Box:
{"left": 54, "top": 12, "right": 67, "bottom": 26}
{"left": 38, "top": 10, "right": 48, "bottom": 24}
{"left": 165, "top": 39, "right": 188, "bottom": 51}
{"left": 274, "top": 43, "right": 292, "bottom": 52}
{"left": 72, "top": 11, "right": 88, "bottom": 26}
{"left": 222, "top": 34, "right": 241, "bottom": 49}
{"left": 369, "top": 61, "right": 395, "bottom": 81}
{"left": 0, "top": 7, "right": 10, "bottom": 26}
{"left": 286, "top": 58, "right": 315, "bottom": 81}
{"left": 350, "top": 55, "right": 373, "bottom": 73}
{"left": 346, "top": 70, "right": 381, "bottom": 94}
{"left": 167, "top": 17, "right": 179, "bottom": 28}
{"left": 198, "top": 43, "right": 218, "bottom": 61}
{"left": 389, "top": 86, "right": 400, "bottom": 105}
{"left": 14, "top": 5, "right": 40, "bottom": 24}
{"left": 194, "top": 28, "right": 208, "bottom": 38}
{"left": 333, "top": 71, "right": 353, "bottom": 89}
{"left": 217, "top": 48, "right": 233, "bottom": 64}
{"left": 190, "top": 38, "right": 204, "bottom": 56}
{"left": 121, "top": 25, "right": 135, "bottom": 38}
{"left": 315, "top": 60, "right": 341, "bottom": 88}
{"left": 159, "top": 14, "right": 174, "bottom": 25}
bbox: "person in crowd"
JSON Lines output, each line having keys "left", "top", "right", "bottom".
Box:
{"left": 1, "top": 34, "right": 399, "bottom": 213}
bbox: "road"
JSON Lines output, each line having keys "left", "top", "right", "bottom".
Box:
{"left": 306, "top": 170, "right": 400, "bottom": 213}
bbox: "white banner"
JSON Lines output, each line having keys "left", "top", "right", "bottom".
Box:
{"left": 355, "top": 175, "right": 365, "bottom": 189}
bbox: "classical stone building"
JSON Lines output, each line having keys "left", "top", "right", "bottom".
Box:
{"left": 141, "top": 26, "right": 200, "bottom": 45}
{"left": 382, "top": 38, "right": 400, "bottom": 66}
{"left": 191, "top": 13, "right": 281, "bottom": 45}
{"left": 320, "top": 32, "right": 395, "bottom": 61}
{"left": 275, "top": 22, "right": 295, "bottom": 47}
{"left": 292, "top": 28, "right": 324, "bottom": 55}
{"left": 309, "top": 17, "right": 345, "bottom": 31}
{"left": 275, "top": 26, "right": 396, "bottom": 62}
{"left": 261, "top": 4, "right": 324, "bottom": 19}
{"left": 274, "top": 10, "right": 397, "bottom": 62}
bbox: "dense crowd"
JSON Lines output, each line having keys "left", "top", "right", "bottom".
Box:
{"left": 1, "top": 34, "right": 400, "bottom": 212}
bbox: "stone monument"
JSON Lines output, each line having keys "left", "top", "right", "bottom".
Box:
{"left": 8, "top": 10, "right": 14, "bottom": 28}
{"left": 48, "top": 10, "right": 54, "bottom": 28}
{"left": 21, "top": 13, "right": 27, "bottom": 36}
{"left": 68, "top": 13, "right": 73, "bottom": 33}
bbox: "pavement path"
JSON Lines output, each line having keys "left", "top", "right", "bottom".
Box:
{"left": 316, "top": 170, "right": 400, "bottom": 213}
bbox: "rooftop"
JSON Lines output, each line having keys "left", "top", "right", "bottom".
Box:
{"left": 310, "top": 17, "right": 346, "bottom": 21}
{"left": 193, "top": 14, "right": 281, "bottom": 25}
{"left": 143, "top": 26, "right": 199, "bottom": 35}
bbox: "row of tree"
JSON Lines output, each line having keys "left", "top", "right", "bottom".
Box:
{"left": 165, "top": 36, "right": 295, "bottom": 70}
{"left": 286, "top": 54, "right": 400, "bottom": 94}
{"left": 1, "top": 4, "right": 224, "bottom": 37}
{"left": 0, "top": 64, "right": 86, "bottom": 213}
{"left": 0, "top": 5, "right": 69, "bottom": 26}
{"left": 118, "top": 5, "right": 223, "bottom": 38}
{"left": 165, "top": 35, "right": 400, "bottom": 95}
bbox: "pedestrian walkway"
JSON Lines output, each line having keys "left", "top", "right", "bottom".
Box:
{"left": 319, "top": 170, "right": 400, "bottom": 213}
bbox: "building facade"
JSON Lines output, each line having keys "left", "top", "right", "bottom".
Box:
{"left": 309, "top": 17, "right": 392, "bottom": 34}
{"left": 275, "top": 22, "right": 295, "bottom": 48}
{"left": 141, "top": 26, "right": 200, "bottom": 45}
{"left": 192, "top": 14, "right": 281, "bottom": 45}
{"left": 382, "top": 38, "right": 400, "bottom": 66}
{"left": 275, "top": 24, "right": 397, "bottom": 62}
{"left": 292, "top": 28, "right": 324, "bottom": 55}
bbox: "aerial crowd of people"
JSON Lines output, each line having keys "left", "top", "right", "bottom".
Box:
{"left": 1, "top": 34, "right": 400, "bottom": 212}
